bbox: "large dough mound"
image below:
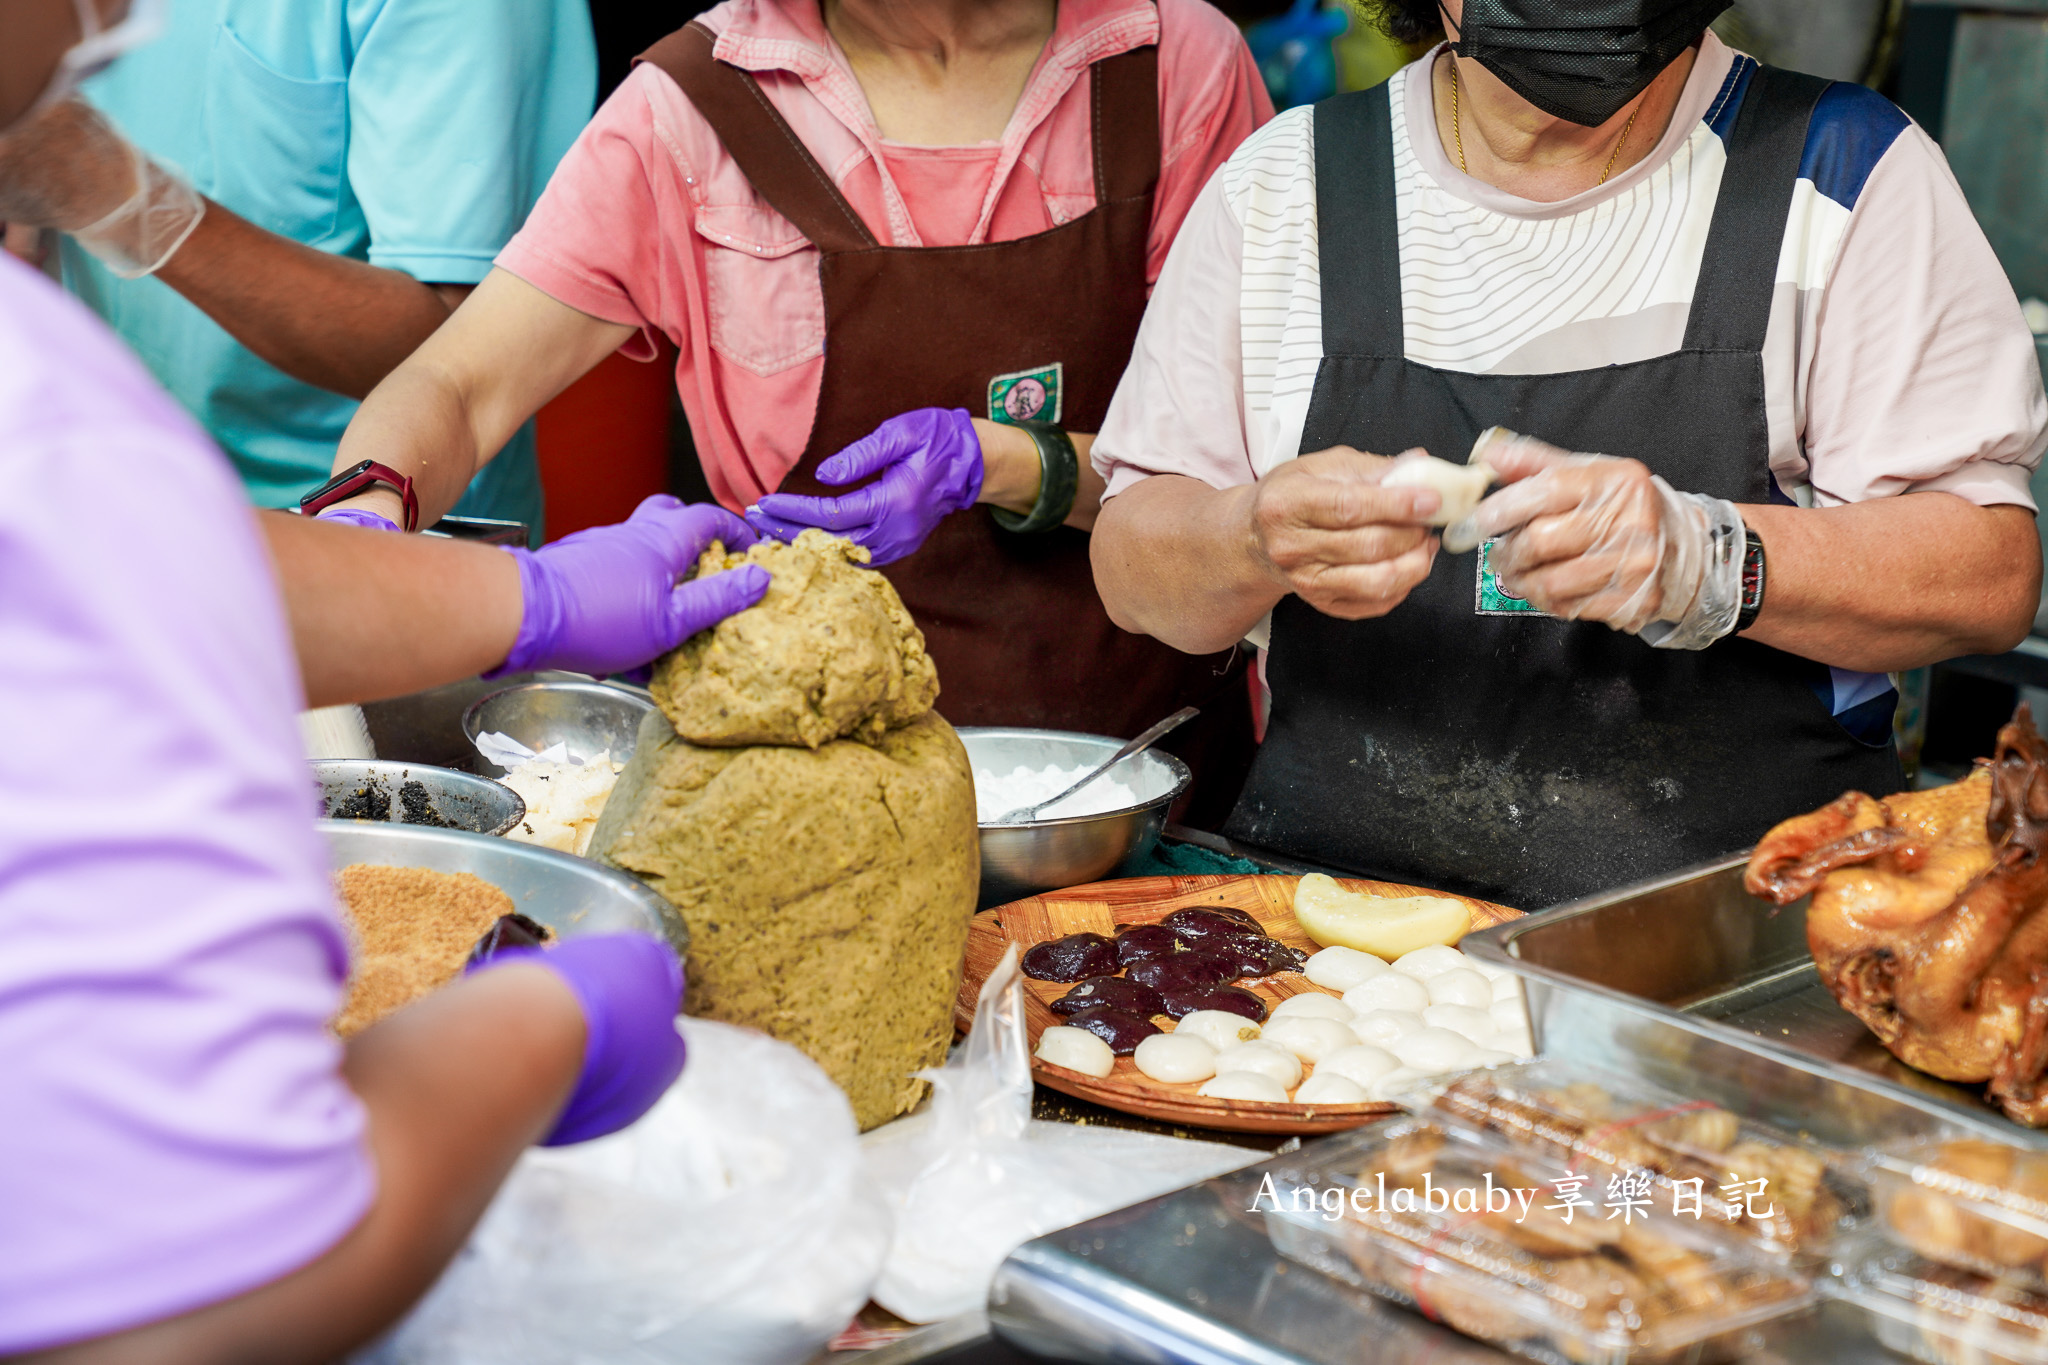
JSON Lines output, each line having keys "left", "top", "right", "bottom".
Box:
{"left": 652, "top": 530, "right": 939, "bottom": 749}
{"left": 588, "top": 706, "right": 979, "bottom": 1130}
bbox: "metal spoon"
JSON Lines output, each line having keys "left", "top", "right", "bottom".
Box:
{"left": 993, "top": 706, "right": 1201, "bottom": 824}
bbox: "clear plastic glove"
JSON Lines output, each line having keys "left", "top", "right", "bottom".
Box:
{"left": 745, "top": 407, "right": 983, "bottom": 566}
{"left": 469, "top": 933, "right": 687, "bottom": 1146}
{"left": 492, "top": 495, "right": 770, "bottom": 677}
{"left": 314, "top": 508, "right": 401, "bottom": 533}
{"left": 0, "top": 98, "right": 202, "bottom": 278}
{"left": 1454, "top": 428, "right": 1745, "bottom": 650}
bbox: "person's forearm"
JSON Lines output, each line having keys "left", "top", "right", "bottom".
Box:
{"left": 329, "top": 269, "right": 636, "bottom": 530}
{"left": 330, "top": 357, "right": 497, "bottom": 530}
{"left": 261, "top": 511, "right": 522, "bottom": 707}
{"left": 1742, "top": 495, "right": 2040, "bottom": 671}
{"left": 25, "top": 964, "right": 585, "bottom": 1365}
{"left": 154, "top": 200, "right": 469, "bottom": 401}
{"left": 976, "top": 420, "right": 1106, "bottom": 531}
{"left": 1092, "top": 473, "right": 1281, "bottom": 653}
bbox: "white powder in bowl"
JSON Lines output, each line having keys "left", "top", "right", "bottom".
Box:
{"left": 974, "top": 763, "right": 1141, "bottom": 824}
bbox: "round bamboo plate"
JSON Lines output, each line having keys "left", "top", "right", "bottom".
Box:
{"left": 955, "top": 873, "right": 1520, "bottom": 1135}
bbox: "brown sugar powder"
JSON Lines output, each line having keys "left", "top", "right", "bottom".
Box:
{"left": 334, "top": 864, "right": 516, "bottom": 1036}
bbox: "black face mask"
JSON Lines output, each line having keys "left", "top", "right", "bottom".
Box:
{"left": 1447, "top": 0, "right": 1733, "bottom": 127}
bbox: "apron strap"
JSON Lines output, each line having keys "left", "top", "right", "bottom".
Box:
{"left": 1311, "top": 64, "right": 1833, "bottom": 363}
{"left": 1091, "top": 46, "right": 1162, "bottom": 207}
{"left": 638, "top": 22, "right": 1160, "bottom": 255}
{"left": 636, "top": 23, "right": 878, "bottom": 253}
{"left": 1310, "top": 85, "right": 1403, "bottom": 359}
{"left": 1682, "top": 64, "right": 1833, "bottom": 352}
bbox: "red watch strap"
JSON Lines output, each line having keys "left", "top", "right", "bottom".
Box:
{"left": 300, "top": 460, "right": 420, "bottom": 532}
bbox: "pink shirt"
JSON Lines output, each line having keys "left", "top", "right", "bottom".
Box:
{"left": 497, "top": 0, "right": 1272, "bottom": 510}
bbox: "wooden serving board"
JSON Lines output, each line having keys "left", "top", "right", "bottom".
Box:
{"left": 955, "top": 874, "right": 1521, "bottom": 1135}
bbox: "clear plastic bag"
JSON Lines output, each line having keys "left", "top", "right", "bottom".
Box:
{"left": 358, "top": 1017, "right": 890, "bottom": 1365}
{"left": 1409, "top": 1060, "right": 1862, "bottom": 1258}
{"left": 1261, "top": 1117, "right": 1815, "bottom": 1365}
{"left": 1867, "top": 1138, "right": 2048, "bottom": 1290}
{"left": 1828, "top": 1237, "right": 2048, "bottom": 1365}
{"left": 863, "top": 945, "right": 1257, "bottom": 1324}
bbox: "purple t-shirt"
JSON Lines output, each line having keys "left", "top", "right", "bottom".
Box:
{"left": 0, "top": 255, "right": 374, "bottom": 1352}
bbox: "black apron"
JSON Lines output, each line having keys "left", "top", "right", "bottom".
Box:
{"left": 1224, "top": 65, "right": 1904, "bottom": 910}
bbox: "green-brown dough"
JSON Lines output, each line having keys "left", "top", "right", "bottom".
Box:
{"left": 651, "top": 529, "right": 939, "bottom": 750}
{"left": 590, "top": 707, "right": 979, "bottom": 1130}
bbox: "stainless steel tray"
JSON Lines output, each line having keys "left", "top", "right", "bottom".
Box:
{"left": 1459, "top": 855, "right": 2046, "bottom": 1150}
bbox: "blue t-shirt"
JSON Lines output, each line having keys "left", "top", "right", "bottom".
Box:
{"left": 63, "top": 0, "right": 597, "bottom": 539}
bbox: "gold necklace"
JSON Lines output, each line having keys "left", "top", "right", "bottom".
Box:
{"left": 1449, "top": 58, "right": 1640, "bottom": 187}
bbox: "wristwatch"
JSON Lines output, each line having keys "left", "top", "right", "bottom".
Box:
{"left": 299, "top": 459, "right": 420, "bottom": 532}
{"left": 1736, "top": 529, "right": 1767, "bottom": 633}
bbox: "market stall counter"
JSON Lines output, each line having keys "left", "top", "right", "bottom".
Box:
{"left": 337, "top": 605, "right": 2048, "bottom": 1365}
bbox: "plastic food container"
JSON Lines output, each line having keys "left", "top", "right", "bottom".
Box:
{"left": 1827, "top": 1238, "right": 2048, "bottom": 1365}
{"left": 1866, "top": 1138, "right": 2048, "bottom": 1289}
{"left": 1260, "top": 1117, "right": 1815, "bottom": 1365}
{"left": 1402, "top": 1060, "right": 1861, "bottom": 1258}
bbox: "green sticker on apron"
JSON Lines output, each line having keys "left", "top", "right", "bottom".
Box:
{"left": 988, "top": 363, "right": 1063, "bottom": 426}
{"left": 1475, "top": 539, "right": 1550, "bottom": 616}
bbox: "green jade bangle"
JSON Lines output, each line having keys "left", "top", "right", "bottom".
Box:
{"left": 990, "top": 420, "right": 1079, "bottom": 534}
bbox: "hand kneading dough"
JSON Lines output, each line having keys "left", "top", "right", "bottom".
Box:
{"left": 1380, "top": 453, "right": 1496, "bottom": 526}
{"left": 1037, "top": 1026, "right": 1114, "bottom": 1078}
{"left": 652, "top": 530, "right": 939, "bottom": 749}
{"left": 591, "top": 533, "right": 977, "bottom": 1132}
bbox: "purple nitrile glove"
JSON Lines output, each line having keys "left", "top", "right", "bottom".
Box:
{"left": 745, "top": 407, "right": 983, "bottom": 566}
{"left": 470, "top": 933, "right": 688, "bottom": 1146}
{"left": 315, "top": 507, "right": 401, "bottom": 533}
{"left": 490, "top": 494, "right": 771, "bottom": 678}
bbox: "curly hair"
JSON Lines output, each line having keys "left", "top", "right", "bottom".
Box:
{"left": 1355, "top": 0, "right": 1446, "bottom": 44}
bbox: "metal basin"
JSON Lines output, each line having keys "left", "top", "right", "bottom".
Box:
{"left": 313, "top": 760, "right": 524, "bottom": 837}
{"left": 1461, "top": 855, "right": 2047, "bottom": 1149}
{"left": 461, "top": 680, "right": 656, "bottom": 776}
{"left": 357, "top": 670, "right": 622, "bottom": 770}
{"left": 319, "top": 820, "right": 686, "bottom": 955}
{"left": 959, "top": 727, "right": 1191, "bottom": 908}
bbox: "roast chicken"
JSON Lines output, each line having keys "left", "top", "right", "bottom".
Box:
{"left": 1745, "top": 706, "right": 2048, "bottom": 1126}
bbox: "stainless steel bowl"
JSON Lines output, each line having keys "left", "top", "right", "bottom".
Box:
{"left": 360, "top": 671, "right": 604, "bottom": 771}
{"left": 319, "top": 820, "right": 687, "bottom": 955}
{"left": 461, "top": 680, "right": 656, "bottom": 776}
{"left": 313, "top": 760, "right": 525, "bottom": 837}
{"left": 958, "top": 727, "right": 1192, "bottom": 908}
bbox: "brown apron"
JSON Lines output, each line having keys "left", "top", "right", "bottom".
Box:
{"left": 637, "top": 22, "right": 1254, "bottom": 826}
